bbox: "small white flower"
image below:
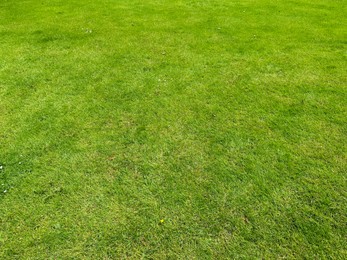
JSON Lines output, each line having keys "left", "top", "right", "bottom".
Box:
{"left": 3, "top": 190, "right": 7, "bottom": 193}
{"left": 0, "top": 166, "right": 3, "bottom": 170}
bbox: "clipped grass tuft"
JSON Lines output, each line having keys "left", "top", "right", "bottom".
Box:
{"left": 0, "top": 0, "right": 346, "bottom": 258}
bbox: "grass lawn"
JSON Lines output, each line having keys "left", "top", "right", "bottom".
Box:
{"left": 0, "top": 0, "right": 346, "bottom": 258}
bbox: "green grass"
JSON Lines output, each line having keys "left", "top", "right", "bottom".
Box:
{"left": 0, "top": 0, "right": 346, "bottom": 258}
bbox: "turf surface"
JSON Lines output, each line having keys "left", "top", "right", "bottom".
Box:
{"left": 0, "top": 0, "right": 346, "bottom": 258}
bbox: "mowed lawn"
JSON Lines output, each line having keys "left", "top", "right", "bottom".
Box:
{"left": 0, "top": 0, "right": 346, "bottom": 258}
